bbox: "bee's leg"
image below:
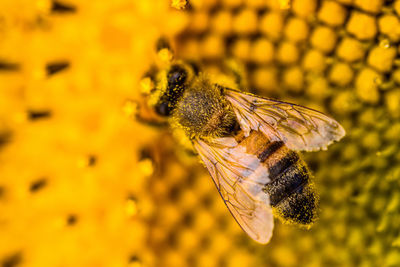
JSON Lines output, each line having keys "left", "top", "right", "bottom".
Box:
{"left": 171, "top": 128, "right": 198, "bottom": 158}
{"left": 137, "top": 132, "right": 176, "bottom": 176}
{"left": 223, "top": 58, "right": 249, "bottom": 91}
{"left": 131, "top": 101, "right": 168, "bottom": 128}
{"left": 135, "top": 113, "right": 168, "bottom": 128}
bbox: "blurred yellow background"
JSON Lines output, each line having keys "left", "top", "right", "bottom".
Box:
{"left": 0, "top": 0, "right": 400, "bottom": 266}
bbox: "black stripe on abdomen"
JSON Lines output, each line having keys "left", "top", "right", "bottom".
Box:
{"left": 273, "top": 182, "right": 318, "bottom": 225}
{"left": 263, "top": 164, "right": 309, "bottom": 206}
{"left": 268, "top": 151, "right": 299, "bottom": 179}
{"left": 257, "top": 141, "right": 284, "bottom": 162}
{"left": 258, "top": 142, "right": 318, "bottom": 225}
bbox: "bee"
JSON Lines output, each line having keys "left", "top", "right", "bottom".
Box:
{"left": 137, "top": 45, "right": 345, "bottom": 244}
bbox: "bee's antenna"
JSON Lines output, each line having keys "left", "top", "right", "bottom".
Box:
{"left": 156, "top": 37, "right": 174, "bottom": 63}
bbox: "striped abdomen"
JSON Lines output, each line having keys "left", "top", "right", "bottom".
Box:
{"left": 235, "top": 130, "right": 318, "bottom": 225}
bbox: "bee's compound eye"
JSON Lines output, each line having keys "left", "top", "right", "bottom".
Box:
{"left": 155, "top": 102, "right": 170, "bottom": 116}
{"left": 168, "top": 65, "right": 187, "bottom": 88}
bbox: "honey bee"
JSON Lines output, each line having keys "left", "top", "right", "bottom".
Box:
{"left": 137, "top": 45, "right": 345, "bottom": 244}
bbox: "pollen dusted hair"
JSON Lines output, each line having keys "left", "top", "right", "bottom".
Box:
{"left": 172, "top": 75, "right": 237, "bottom": 139}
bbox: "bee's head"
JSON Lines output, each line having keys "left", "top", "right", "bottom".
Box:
{"left": 147, "top": 62, "right": 196, "bottom": 117}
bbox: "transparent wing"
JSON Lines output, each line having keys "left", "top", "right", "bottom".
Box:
{"left": 225, "top": 89, "right": 346, "bottom": 152}
{"left": 193, "top": 137, "right": 274, "bottom": 244}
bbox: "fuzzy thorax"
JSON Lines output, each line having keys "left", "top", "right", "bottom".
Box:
{"left": 172, "top": 76, "right": 237, "bottom": 139}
